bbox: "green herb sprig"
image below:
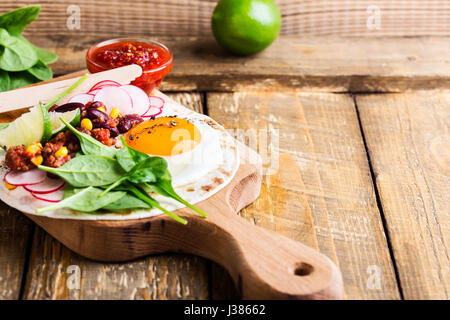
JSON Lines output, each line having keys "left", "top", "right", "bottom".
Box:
{"left": 0, "top": 6, "right": 58, "bottom": 92}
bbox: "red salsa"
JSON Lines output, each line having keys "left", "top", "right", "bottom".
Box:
{"left": 86, "top": 40, "right": 173, "bottom": 94}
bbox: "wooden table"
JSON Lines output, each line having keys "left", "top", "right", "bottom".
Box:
{"left": 0, "top": 35, "right": 449, "bottom": 300}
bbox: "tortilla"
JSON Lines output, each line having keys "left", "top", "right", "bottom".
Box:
{"left": 0, "top": 92, "right": 239, "bottom": 220}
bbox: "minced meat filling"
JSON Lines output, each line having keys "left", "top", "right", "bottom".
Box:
{"left": 5, "top": 145, "right": 36, "bottom": 171}
{"left": 4, "top": 104, "right": 144, "bottom": 172}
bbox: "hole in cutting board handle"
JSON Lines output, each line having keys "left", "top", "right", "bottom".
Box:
{"left": 294, "top": 262, "right": 314, "bottom": 276}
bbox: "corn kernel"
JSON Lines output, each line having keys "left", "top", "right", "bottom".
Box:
{"left": 26, "top": 142, "right": 42, "bottom": 155}
{"left": 31, "top": 155, "right": 43, "bottom": 166}
{"left": 4, "top": 181, "right": 17, "bottom": 190}
{"left": 81, "top": 118, "right": 93, "bottom": 131}
{"left": 55, "top": 147, "right": 68, "bottom": 158}
{"left": 97, "top": 106, "right": 107, "bottom": 113}
{"left": 110, "top": 107, "right": 120, "bottom": 119}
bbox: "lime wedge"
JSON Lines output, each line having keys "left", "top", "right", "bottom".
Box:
{"left": 49, "top": 108, "right": 80, "bottom": 136}
{"left": 0, "top": 104, "right": 51, "bottom": 149}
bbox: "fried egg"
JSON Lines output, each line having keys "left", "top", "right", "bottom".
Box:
{"left": 126, "top": 116, "right": 224, "bottom": 187}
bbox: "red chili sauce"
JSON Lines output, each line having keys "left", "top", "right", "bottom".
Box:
{"left": 87, "top": 40, "right": 173, "bottom": 94}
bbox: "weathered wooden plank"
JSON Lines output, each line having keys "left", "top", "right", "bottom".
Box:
{"left": 356, "top": 92, "right": 450, "bottom": 300}
{"left": 21, "top": 93, "right": 211, "bottom": 300}
{"left": 0, "top": 201, "right": 34, "bottom": 300}
{"left": 17, "top": 35, "right": 450, "bottom": 92}
{"left": 207, "top": 91, "right": 400, "bottom": 299}
{"left": 1, "top": 1, "right": 449, "bottom": 37}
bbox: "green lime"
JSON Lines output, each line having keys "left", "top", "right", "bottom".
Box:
{"left": 49, "top": 108, "right": 81, "bottom": 136}
{"left": 212, "top": 0, "right": 281, "bottom": 55}
{"left": 0, "top": 104, "right": 52, "bottom": 148}
{"left": 39, "top": 102, "right": 52, "bottom": 144}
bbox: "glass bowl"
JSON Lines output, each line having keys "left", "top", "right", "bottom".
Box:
{"left": 86, "top": 38, "right": 173, "bottom": 94}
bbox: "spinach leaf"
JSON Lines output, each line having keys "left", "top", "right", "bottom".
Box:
{"left": 146, "top": 169, "right": 207, "bottom": 218}
{"left": 116, "top": 137, "right": 207, "bottom": 218}
{"left": 0, "top": 5, "right": 40, "bottom": 35}
{"left": 7, "top": 70, "right": 38, "bottom": 89}
{"left": 102, "top": 193, "right": 151, "bottom": 211}
{"left": 101, "top": 156, "right": 167, "bottom": 195}
{"left": 124, "top": 182, "right": 187, "bottom": 224}
{"left": 38, "top": 155, "right": 125, "bottom": 188}
{"left": 60, "top": 117, "right": 117, "bottom": 158}
{"left": 27, "top": 60, "right": 52, "bottom": 80}
{"left": 36, "top": 186, "right": 126, "bottom": 213}
{"left": 17, "top": 35, "right": 58, "bottom": 65}
{"left": 0, "top": 28, "right": 38, "bottom": 71}
{"left": 116, "top": 136, "right": 150, "bottom": 171}
{"left": 0, "top": 69, "right": 10, "bottom": 92}
{"left": 0, "top": 122, "right": 9, "bottom": 130}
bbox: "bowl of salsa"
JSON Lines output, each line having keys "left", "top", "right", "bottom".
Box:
{"left": 86, "top": 38, "right": 173, "bottom": 94}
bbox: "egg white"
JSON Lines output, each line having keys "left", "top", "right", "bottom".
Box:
{"left": 157, "top": 117, "right": 224, "bottom": 187}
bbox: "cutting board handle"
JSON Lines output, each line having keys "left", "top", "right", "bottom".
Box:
{"left": 188, "top": 188, "right": 344, "bottom": 300}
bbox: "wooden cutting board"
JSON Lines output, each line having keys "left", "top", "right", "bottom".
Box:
{"left": 1, "top": 71, "right": 343, "bottom": 300}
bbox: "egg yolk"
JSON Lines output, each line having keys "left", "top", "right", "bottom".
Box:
{"left": 125, "top": 117, "right": 202, "bottom": 156}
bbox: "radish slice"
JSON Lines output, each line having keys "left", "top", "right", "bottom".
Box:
{"left": 88, "top": 88, "right": 100, "bottom": 95}
{"left": 120, "top": 85, "right": 150, "bottom": 116}
{"left": 142, "top": 107, "right": 163, "bottom": 118}
{"left": 142, "top": 96, "right": 165, "bottom": 117}
{"left": 149, "top": 96, "right": 165, "bottom": 109}
{"left": 32, "top": 188, "right": 64, "bottom": 203}
{"left": 94, "top": 86, "right": 133, "bottom": 114}
{"left": 89, "top": 80, "right": 121, "bottom": 92}
{"left": 4, "top": 169, "right": 47, "bottom": 186}
{"left": 69, "top": 93, "right": 94, "bottom": 105}
{"left": 24, "top": 177, "right": 65, "bottom": 194}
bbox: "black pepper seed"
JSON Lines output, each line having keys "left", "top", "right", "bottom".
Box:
{"left": 129, "top": 134, "right": 134, "bottom": 141}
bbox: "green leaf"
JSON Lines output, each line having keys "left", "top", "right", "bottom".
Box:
{"left": 125, "top": 182, "right": 187, "bottom": 225}
{"left": 0, "top": 69, "right": 10, "bottom": 91}
{"left": 0, "top": 28, "right": 38, "bottom": 71}
{"left": 100, "top": 156, "right": 167, "bottom": 196}
{"left": 102, "top": 193, "right": 151, "bottom": 211}
{"left": 0, "top": 5, "right": 41, "bottom": 35}
{"left": 36, "top": 186, "right": 126, "bottom": 213}
{"left": 146, "top": 170, "right": 207, "bottom": 218}
{"left": 38, "top": 155, "right": 126, "bottom": 188}
{"left": 27, "top": 60, "right": 52, "bottom": 80}
{"left": 16, "top": 35, "right": 58, "bottom": 65}
{"left": 60, "top": 117, "right": 117, "bottom": 158}
{"left": 117, "top": 136, "right": 150, "bottom": 172}
{"left": 8, "top": 70, "right": 38, "bottom": 89}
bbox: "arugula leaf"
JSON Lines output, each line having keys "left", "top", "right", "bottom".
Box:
{"left": 60, "top": 117, "right": 117, "bottom": 158}
{"left": 0, "top": 5, "right": 40, "bottom": 35}
{"left": 0, "top": 69, "right": 10, "bottom": 91}
{"left": 36, "top": 186, "right": 126, "bottom": 213}
{"left": 38, "top": 155, "right": 125, "bottom": 188}
{"left": 102, "top": 193, "right": 151, "bottom": 211}
{"left": 0, "top": 28, "right": 38, "bottom": 71}
{"left": 27, "top": 60, "right": 52, "bottom": 80}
